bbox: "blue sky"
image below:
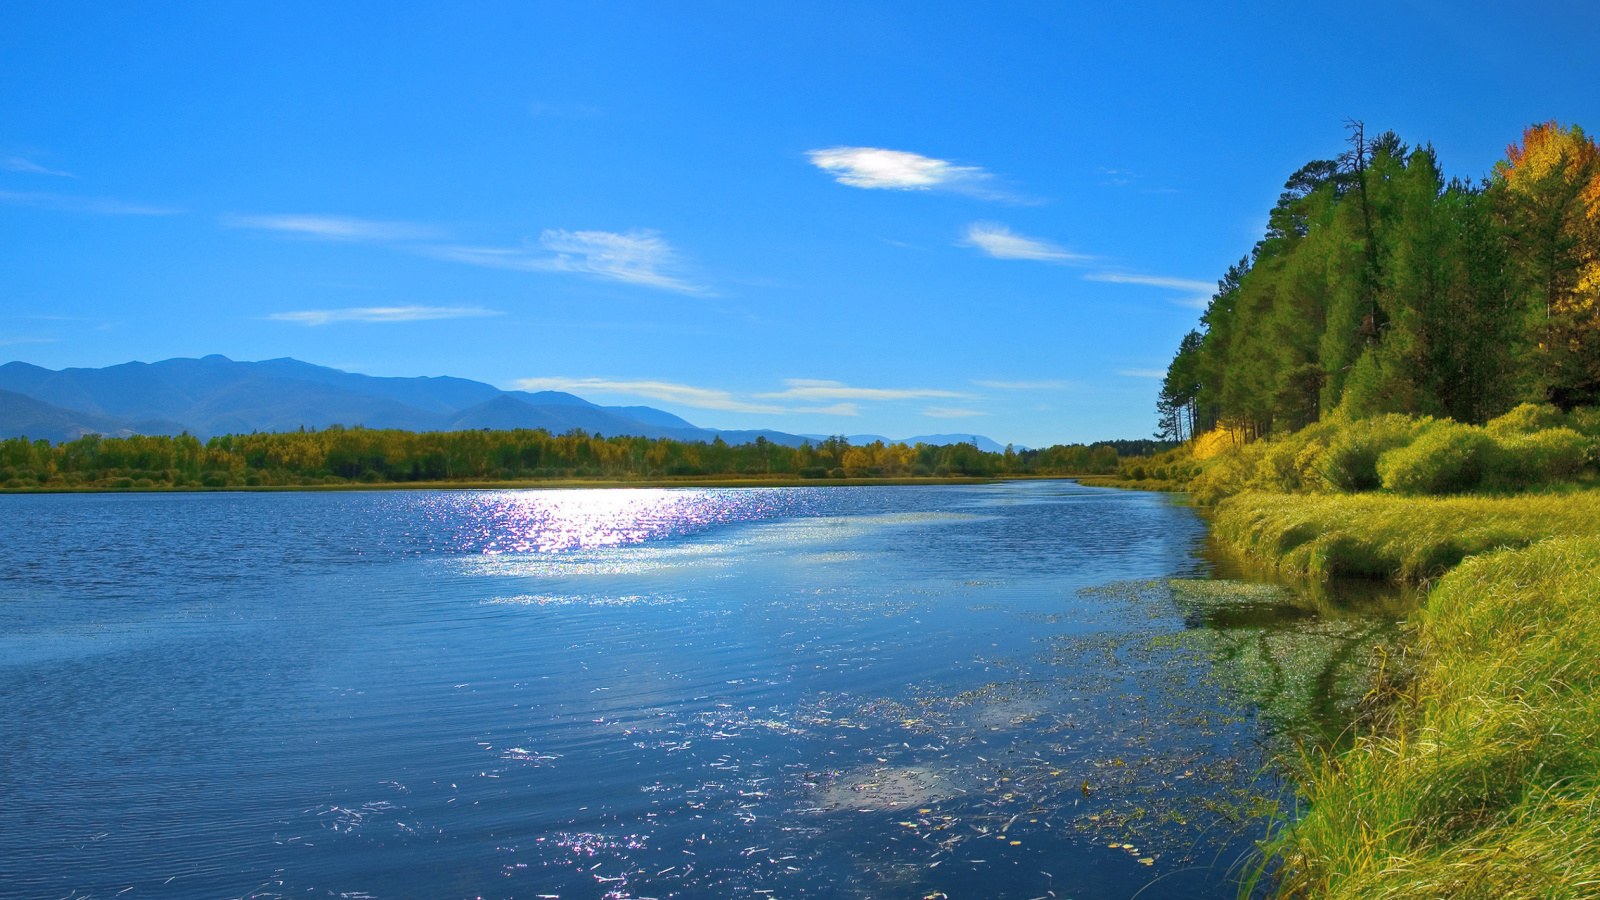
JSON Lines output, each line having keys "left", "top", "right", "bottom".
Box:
{"left": 3, "top": 1, "right": 1598, "bottom": 447}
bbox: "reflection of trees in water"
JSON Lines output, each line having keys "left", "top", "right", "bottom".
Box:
{"left": 1163, "top": 578, "right": 1414, "bottom": 749}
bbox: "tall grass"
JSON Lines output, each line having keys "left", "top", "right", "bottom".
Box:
{"left": 1212, "top": 490, "right": 1600, "bottom": 582}
{"left": 1263, "top": 538, "right": 1600, "bottom": 898}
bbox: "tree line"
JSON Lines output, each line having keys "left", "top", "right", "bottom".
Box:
{"left": 0, "top": 427, "right": 1122, "bottom": 489}
{"left": 1158, "top": 121, "right": 1600, "bottom": 440}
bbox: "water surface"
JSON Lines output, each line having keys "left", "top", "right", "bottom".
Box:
{"left": 1, "top": 481, "right": 1335, "bottom": 899}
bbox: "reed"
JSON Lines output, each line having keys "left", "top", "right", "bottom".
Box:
{"left": 1212, "top": 490, "right": 1600, "bottom": 582}
{"left": 1261, "top": 537, "right": 1600, "bottom": 898}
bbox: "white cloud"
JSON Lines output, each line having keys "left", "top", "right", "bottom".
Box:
{"left": 268, "top": 306, "right": 502, "bottom": 326}
{"left": 228, "top": 211, "right": 704, "bottom": 294}
{"left": 799, "top": 403, "right": 861, "bottom": 416}
{"left": 974, "top": 379, "right": 1070, "bottom": 390}
{"left": 0, "top": 335, "right": 60, "bottom": 346}
{"left": 0, "top": 190, "right": 180, "bottom": 215}
{"left": 1117, "top": 368, "right": 1167, "bottom": 379}
{"left": 510, "top": 377, "right": 942, "bottom": 417}
{"left": 2, "top": 157, "right": 74, "bottom": 177}
{"left": 538, "top": 229, "right": 698, "bottom": 292}
{"left": 1087, "top": 272, "right": 1213, "bottom": 308}
{"left": 515, "top": 377, "right": 785, "bottom": 415}
{"left": 963, "top": 222, "right": 1085, "bottom": 263}
{"left": 923, "top": 407, "right": 989, "bottom": 418}
{"left": 807, "top": 146, "right": 994, "bottom": 191}
{"left": 429, "top": 229, "right": 703, "bottom": 294}
{"left": 224, "top": 214, "right": 440, "bottom": 242}
{"left": 755, "top": 379, "right": 971, "bottom": 401}
{"left": 1086, "top": 272, "right": 1213, "bottom": 292}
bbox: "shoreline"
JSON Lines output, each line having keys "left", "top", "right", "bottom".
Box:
{"left": 0, "top": 473, "right": 1110, "bottom": 494}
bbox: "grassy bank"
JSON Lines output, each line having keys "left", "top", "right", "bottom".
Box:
{"left": 1213, "top": 490, "right": 1600, "bottom": 582}
{"left": 1209, "top": 490, "right": 1600, "bottom": 898}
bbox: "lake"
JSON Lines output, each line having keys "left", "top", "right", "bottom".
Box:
{"left": 0, "top": 481, "right": 1385, "bottom": 899}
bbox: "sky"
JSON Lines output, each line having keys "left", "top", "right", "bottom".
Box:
{"left": 3, "top": 1, "right": 1598, "bottom": 447}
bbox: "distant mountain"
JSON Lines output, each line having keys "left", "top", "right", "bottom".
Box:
{"left": 0, "top": 356, "right": 827, "bottom": 446}
{"left": 0, "top": 387, "right": 189, "bottom": 443}
{"left": 0, "top": 356, "right": 1024, "bottom": 450}
{"left": 802, "top": 433, "right": 1023, "bottom": 454}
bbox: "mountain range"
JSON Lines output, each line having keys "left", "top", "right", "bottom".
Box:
{"left": 0, "top": 355, "right": 1017, "bottom": 450}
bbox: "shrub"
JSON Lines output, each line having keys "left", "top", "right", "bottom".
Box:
{"left": 1320, "top": 414, "right": 1430, "bottom": 492}
{"left": 1488, "top": 427, "right": 1594, "bottom": 489}
{"left": 1189, "top": 440, "right": 1270, "bottom": 505}
{"left": 1377, "top": 421, "right": 1497, "bottom": 494}
{"left": 1567, "top": 406, "right": 1600, "bottom": 438}
{"left": 1252, "top": 421, "right": 1335, "bottom": 493}
{"left": 1485, "top": 402, "right": 1566, "bottom": 438}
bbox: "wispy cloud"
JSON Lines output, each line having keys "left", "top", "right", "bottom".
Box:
{"left": 1096, "top": 166, "right": 1134, "bottom": 187}
{"left": 223, "top": 213, "right": 441, "bottom": 242}
{"left": 0, "top": 335, "right": 60, "bottom": 346}
{"left": 923, "top": 406, "right": 988, "bottom": 418}
{"left": 510, "top": 376, "right": 958, "bottom": 416}
{"left": 974, "top": 379, "right": 1071, "bottom": 390}
{"left": 267, "top": 306, "right": 502, "bottom": 326}
{"left": 1117, "top": 368, "right": 1167, "bottom": 379}
{"left": 2, "top": 156, "right": 74, "bottom": 177}
{"left": 963, "top": 222, "right": 1086, "bottom": 263}
{"left": 540, "top": 229, "right": 697, "bottom": 292}
{"left": 1086, "top": 272, "right": 1213, "bottom": 307}
{"left": 228, "top": 212, "right": 705, "bottom": 294}
{"left": 0, "top": 190, "right": 180, "bottom": 216}
{"left": 429, "top": 229, "right": 704, "bottom": 294}
{"left": 1086, "top": 273, "right": 1213, "bottom": 292}
{"left": 514, "top": 377, "right": 786, "bottom": 415}
{"left": 755, "top": 379, "right": 971, "bottom": 401}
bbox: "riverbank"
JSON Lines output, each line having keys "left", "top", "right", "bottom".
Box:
{"left": 1213, "top": 489, "right": 1600, "bottom": 898}
{"left": 0, "top": 473, "right": 1017, "bottom": 493}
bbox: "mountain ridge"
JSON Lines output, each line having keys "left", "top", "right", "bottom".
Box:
{"left": 0, "top": 356, "right": 1015, "bottom": 450}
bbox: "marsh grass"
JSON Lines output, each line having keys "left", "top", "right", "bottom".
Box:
{"left": 1213, "top": 490, "right": 1600, "bottom": 582}
{"left": 1259, "top": 538, "right": 1600, "bottom": 899}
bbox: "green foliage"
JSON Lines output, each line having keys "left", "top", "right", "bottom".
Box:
{"left": 1489, "top": 427, "right": 1594, "bottom": 489}
{"left": 1376, "top": 421, "right": 1498, "bottom": 494}
{"left": 0, "top": 427, "right": 1127, "bottom": 490}
{"left": 1160, "top": 123, "right": 1594, "bottom": 438}
{"left": 1485, "top": 401, "right": 1568, "bottom": 437}
{"left": 1320, "top": 413, "right": 1430, "bottom": 492}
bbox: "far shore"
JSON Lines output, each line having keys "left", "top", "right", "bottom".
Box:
{"left": 0, "top": 473, "right": 1119, "bottom": 494}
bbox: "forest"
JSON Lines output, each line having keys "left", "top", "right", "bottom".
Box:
{"left": 1141, "top": 121, "right": 1600, "bottom": 899}
{"left": 0, "top": 427, "right": 1121, "bottom": 489}
{"left": 1157, "top": 120, "right": 1600, "bottom": 440}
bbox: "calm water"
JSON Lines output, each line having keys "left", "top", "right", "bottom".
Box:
{"left": 1, "top": 482, "right": 1318, "bottom": 899}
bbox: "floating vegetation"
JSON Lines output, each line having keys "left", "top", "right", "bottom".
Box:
{"left": 815, "top": 765, "right": 958, "bottom": 810}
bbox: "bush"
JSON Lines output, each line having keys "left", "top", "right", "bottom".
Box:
{"left": 1488, "top": 427, "right": 1594, "bottom": 489}
{"left": 1377, "top": 421, "right": 1497, "bottom": 494}
{"left": 1320, "top": 414, "right": 1431, "bottom": 492}
{"left": 1188, "top": 440, "right": 1270, "bottom": 505}
{"left": 1253, "top": 421, "right": 1335, "bottom": 493}
{"left": 1567, "top": 406, "right": 1600, "bottom": 438}
{"left": 1486, "top": 402, "right": 1566, "bottom": 438}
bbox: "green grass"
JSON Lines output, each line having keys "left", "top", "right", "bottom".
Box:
{"left": 1208, "top": 489, "right": 1600, "bottom": 898}
{"left": 1263, "top": 537, "right": 1600, "bottom": 899}
{"left": 1212, "top": 490, "right": 1600, "bottom": 582}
